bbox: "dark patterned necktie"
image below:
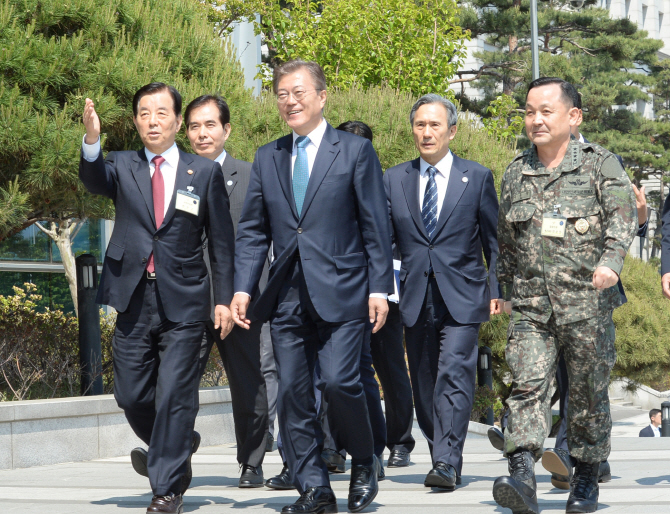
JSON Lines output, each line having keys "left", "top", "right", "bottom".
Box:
{"left": 421, "top": 166, "right": 438, "bottom": 239}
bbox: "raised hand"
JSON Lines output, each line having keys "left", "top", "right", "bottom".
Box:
{"left": 83, "top": 98, "right": 101, "bottom": 144}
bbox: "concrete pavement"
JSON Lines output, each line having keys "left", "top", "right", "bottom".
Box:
{"left": 0, "top": 409, "right": 668, "bottom": 514}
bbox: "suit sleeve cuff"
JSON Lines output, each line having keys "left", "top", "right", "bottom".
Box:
{"left": 82, "top": 135, "right": 101, "bottom": 162}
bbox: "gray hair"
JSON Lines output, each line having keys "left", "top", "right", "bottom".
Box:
{"left": 410, "top": 94, "right": 458, "bottom": 127}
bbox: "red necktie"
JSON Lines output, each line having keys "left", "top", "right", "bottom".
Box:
{"left": 146, "top": 155, "right": 165, "bottom": 273}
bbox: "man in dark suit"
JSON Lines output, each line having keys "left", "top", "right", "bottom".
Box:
{"left": 639, "top": 409, "right": 662, "bottom": 437}
{"left": 384, "top": 94, "right": 502, "bottom": 490}
{"left": 80, "top": 83, "right": 235, "bottom": 514}
{"left": 184, "top": 95, "right": 270, "bottom": 487}
{"left": 231, "top": 59, "right": 394, "bottom": 514}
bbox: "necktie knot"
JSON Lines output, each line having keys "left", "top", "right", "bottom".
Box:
{"left": 295, "top": 136, "right": 310, "bottom": 149}
{"left": 152, "top": 155, "right": 165, "bottom": 167}
{"left": 427, "top": 165, "right": 437, "bottom": 178}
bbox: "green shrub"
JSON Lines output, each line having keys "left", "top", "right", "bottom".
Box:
{"left": 0, "top": 283, "right": 114, "bottom": 400}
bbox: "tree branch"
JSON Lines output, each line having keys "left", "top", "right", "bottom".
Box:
{"left": 450, "top": 61, "right": 525, "bottom": 85}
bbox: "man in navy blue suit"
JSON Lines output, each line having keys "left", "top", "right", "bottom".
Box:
{"left": 639, "top": 410, "right": 662, "bottom": 437}
{"left": 79, "top": 83, "right": 235, "bottom": 514}
{"left": 384, "top": 94, "right": 502, "bottom": 490}
{"left": 231, "top": 59, "right": 394, "bottom": 514}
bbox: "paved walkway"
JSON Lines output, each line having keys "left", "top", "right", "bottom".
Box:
{"left": 1, "top": 408, "right": 668, "bottom": 513}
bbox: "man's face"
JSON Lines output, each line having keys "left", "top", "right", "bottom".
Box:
{"left": 276, "top": 70, "right": 327, "bottom": 136}
{"left": 133, "top": 90, "right": 182, "bottom": 155}
{"left": 525, "top": 84, "right": 579, "bottom": 148}
{"left": 186, "top": 102, "right": 231, "bottom": 160}
{"left": 652, "top": 413, "right": 662, "bottom": 427}
{"left": 412, "top": 103, "right": 457, "bottom": 166}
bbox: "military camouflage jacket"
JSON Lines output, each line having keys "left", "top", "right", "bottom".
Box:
{"left": 497, "top": 140, "right": 636, "bottom": 325}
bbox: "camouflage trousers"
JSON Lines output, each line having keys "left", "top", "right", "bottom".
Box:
{"left": 503, "top": 309, "right": 616, "bottom": 464}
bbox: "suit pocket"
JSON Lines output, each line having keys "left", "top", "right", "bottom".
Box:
{"left": 333, "top": 252, "right": 367, "bottom": 269}
{"left": 458, "top": 267, "right": 488, "bottom": 281}
{"left": 181, "top": 261, "right": 208, "bottom": 278}
{"left": 106, "top": 242, "right": 124, "bottom": 261}
{"left": 321, "top": 173, "right": 349, "bottom": 184}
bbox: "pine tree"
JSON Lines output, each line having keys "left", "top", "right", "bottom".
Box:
{"left": 0, "top": 0, "right": 250, "bottom": 311}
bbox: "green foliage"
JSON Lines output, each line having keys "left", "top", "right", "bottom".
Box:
{"left": 200, "top": 0, "right": 266, "bottom": 37}
{"left": 481, "top": 94, "right": 523, "bottom": 147}
{"left": 471, "top": 384, "right": 505, "bottom": 422}
{"left": 257, "top": 0, "right": 468, "bottom": 95}
{"left": 0, "top": 283, "right": 114, "bottom": 400}
{"left": 0, "top": 0, "right": 250, "bottom": 240}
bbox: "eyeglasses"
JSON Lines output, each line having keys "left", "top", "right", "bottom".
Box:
{"left": 276, "top": 89, "right": 321, "bottom": 104}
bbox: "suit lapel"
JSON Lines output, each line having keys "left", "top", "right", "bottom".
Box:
{"left": 299, "top": 124, "right": 339, "bottom": 221}
{"left": 432, "top": 154, "right": 468, "bottom": 239}
{"left": 130, "top": 150, "right": 156, "bottom": 227}
{"left": 273, "top": 135, "right": 299, "bottom": 220}
{"left": 401, "top": 159, "right": 429, "bottom": 240}
{"left": 161, "top": 150, "right": 196, "bottom": 229}
{"left": 221, "top": 155, "right": 238, "bottom": 196}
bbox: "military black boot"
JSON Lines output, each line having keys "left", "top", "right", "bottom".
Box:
{"left": 493, "top": 449, "right": 539, "bottom": 514}
{"left": 566, "top": 461, "right": 599, "bottom": 513}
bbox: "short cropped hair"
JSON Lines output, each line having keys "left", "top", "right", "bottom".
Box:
{"left": 184, "top": 95, "right": 231, "bottom": 127}
{"left": 132, "top": 82, "right": 182, "bottom": 118}
{"left": 272, "top": 59, "right": 327, "bottom": 95}
{"left": 410, "top": 94, "right": 458, "bottom": 127}
{"left": 526, "top": 77, "right": 581, "bottom": 110}
{"left": 336, "top": 121, "right": 373, "bottom": 142}
{"left": 650, "top": 409, "right": 662, "bottom": 420}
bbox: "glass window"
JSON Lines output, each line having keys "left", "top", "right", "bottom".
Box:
{"left": 0, "top": 272, "right": 75, "bottom": 314}
{"left": 52, "top": 220, "right": 105, "bottom": 263}
{"left": 0, "top": 225, "right": 51, "bottom": 262}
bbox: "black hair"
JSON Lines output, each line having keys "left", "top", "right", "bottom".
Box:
{"left": 184, "top": 95, "right": 231, "bottom": 127}
{"left": 132, "top": 82, "right": 182, "bottom": 117}
{"left": 526, "top": 77, "right": 581, "bottom": 110}
{"left": 336, "top": 120, "right": 373, "bottom": 142}
{"left": 650, "top": 409, "right": 662, "bottom": 420}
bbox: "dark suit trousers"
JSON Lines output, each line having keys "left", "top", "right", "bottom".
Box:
{"left": 113, "top": 276, "right": 204, "bottom": 496}
{"left": 319, "top": 328, "right": 387, "bottom": 458}
{"left": 271, "top": 259, "right": 374, "bottom": 493}
{"left": 199, "top": 320, "right": 269, "bottom": 468}
{"left": 404, "top": 278, "right": 480, "bottom": 473}
{"left": 370, "top": 302, "right": 416, "bottom": 453}
{"left": 260, "top": 322, "right": 278, "bottom": 437}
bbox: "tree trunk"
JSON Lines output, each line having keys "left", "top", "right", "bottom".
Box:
{"left": 35, "top": 219, "right": 86, "bottom": 317}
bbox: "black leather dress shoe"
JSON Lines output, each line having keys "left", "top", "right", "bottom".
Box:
{"left": 146, "top": 494, "right": 183, "bottom": 513}
{"left": 387, "top": 449, "right": 410, "bottom": 467}
{"left": 488, "top": 426, "right": 505, "bottom": 451}
{"left": 348, "top": 457, "right": 379, "bottom": 513}
{"left": 541, "top": 448, "right": 573, "bottom": 490}
{"left": 180, "top": 431, "right": 201, "bottom": 494}
{"left": 424, "top": 461, "right": 457, "bottom": 490}
{"left": 378, "top": 460, "right": 385, "bottom": 481}
{"left": 265, "top": 433, "right": 275, "bottom": 452}
{"left": 131, "top": 447, "right": 149, "bottom": 477}
{"left": 266, "top": 465, "right": 296, "bottom": 490}
{"left": 239, "top": 464, "right": 264, "bottom": 488}
{"left": 281, "top": 486, "right": 338, "bottom": 513}
{"left": 322, "top": 449, "right": 346, "bottom": 473}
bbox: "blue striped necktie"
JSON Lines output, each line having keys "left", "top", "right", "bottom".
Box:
{"left": 293, "top": 136, "right": 311, "bottom": 216}
{"left": 421, "top": 166, "right": 438, "bottom": 239}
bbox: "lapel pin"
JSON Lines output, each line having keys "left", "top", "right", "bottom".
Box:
{"left": 187, "top": 169, "right": 194, "bottom": 175}
{"left": 227, "top": 180, "right": 233, "bottom": 186}
{"left": 462, "top": 177, "right": 468, "bottom": 183}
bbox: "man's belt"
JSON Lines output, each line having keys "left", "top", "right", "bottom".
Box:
{"left": 146, "top": 271, "right": 156, "bottom": 280}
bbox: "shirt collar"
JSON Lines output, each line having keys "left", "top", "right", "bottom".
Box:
{"left": 419, "top": 150, "right": 453, "bottom": 177}
{"left": 214, "top": 149, "right": 227, "bottom": 166}
{"left": 578, "top": 133, "right": 585, "bottom": 143}
{"left": 293, "top": 118, "right": 327, "bottom": 151}
{"left": 145, "top": 143, "right": 179, "bottom": 169}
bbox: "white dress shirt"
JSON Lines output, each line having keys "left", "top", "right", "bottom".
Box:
{"left": 419, "top": 151, "right": 453, "bottom": 219}
{"left": 214, "top": 149, "right": 227, "bottom": 166}
{"left": 82, "top": 136, "right": 179, "bottom": 217}
{"left": 291, "top": 118, "right": 328, "bottom": 177}
{"left": 651, "top": 424, "right": 661, "bottom": 437}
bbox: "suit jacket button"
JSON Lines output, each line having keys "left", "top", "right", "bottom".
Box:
{"left": 142, "top": 257, "right": 147, "bottom": 264}
{"left": 424, "top": 271, "right": 428, "bottom": 277}
{"left": 429, "top": 244, "right": 434, "bottom": 250}
{"left": 154, "top": 235, "right": 159, "bottom": 241}
{"left": 297, "top": 228, "right": 303, "bottom": 234}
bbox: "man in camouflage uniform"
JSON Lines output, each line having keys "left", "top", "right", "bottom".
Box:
{"left": 493, "top": 77, "right": 637, "bottom": 514}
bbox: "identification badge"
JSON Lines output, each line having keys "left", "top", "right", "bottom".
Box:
{"left": 541, "top": 204, "right": 566, "bottom": 238}
{"left": 175, "top": 189, "right": 200, "bottom": 216}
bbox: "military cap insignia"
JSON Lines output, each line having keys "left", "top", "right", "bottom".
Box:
{"left": 575, "top": 218, "right": 590, "bottom": 234}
